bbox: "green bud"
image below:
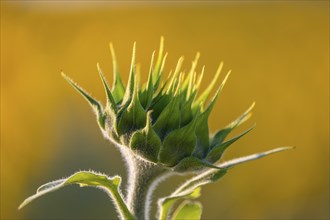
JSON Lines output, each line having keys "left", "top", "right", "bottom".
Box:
{"left": 63, "top": 38, "right": 255, "bottom": 172}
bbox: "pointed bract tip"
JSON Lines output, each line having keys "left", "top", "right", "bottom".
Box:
{"left": 131, "top": 42, "right": 137, "bottom": 66}
{"left": 109, "top": 43, "right": 114, "bottom": 54}
{"left": 61, "top": 71, "right": 67, "bottom": 78}
{"left": 219, "top": 61, "right": 224, "bottom": 68}
{"left": 248, "top": 102, "right": 256, "bottom": 112}
{"left": 61, "top": 72, "right": 75, "bottom": 85}
{"left": 216, "top": 146, "right": 295, "bottom": 170}
{"left": 222, "top": 71, "right": 231, "bottom": 84}
{"left": 18, "top": 203, "right": 24, "bottom": 210}
{"left": 282, "top": 146, "right": 296, "bottom": 150}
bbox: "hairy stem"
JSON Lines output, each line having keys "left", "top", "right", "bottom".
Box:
{"left": 125, "top": 152, "right": 170, "bottom": 220}
{"left": 103, "top": 183, "right": 136, "bottom": 220}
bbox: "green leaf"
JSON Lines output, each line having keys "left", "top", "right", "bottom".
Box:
{"left": 117, "top": 73, "right": 147, "bottom": 140}
{"left": 206, "top": 125, "right": 255, "bottom": 163}
{"left": 130, "top": 111, "right": 161, "bottom": 163}
{"left": 109, "top": 43, "right": 125, "bottom": 103}
{"left": 158, "top": 187, "right": 201, "bottom": 220}
{"left": 61, "top": 73, "right": 105, "bottom": 129}
{"left": 158, "top": 117, "right": 198, "bottom": 166}
{"left": 173, "top": 156, "right": 223, "bottom": 173}
{"left": 19, "top": 171, "right": 135, "bottom": 220}
{"left": 215, "top": 146, "right": 294, "bottom": 169}
{"left": 211, "top": 102, "right": 255, "bottom": 147}
{"left": 171, "top": 201, "right": 202, "bottom": 220}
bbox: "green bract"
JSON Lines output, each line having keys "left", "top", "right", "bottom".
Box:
{"left": 20, "top": 37, "right": 292, "bottom": 220}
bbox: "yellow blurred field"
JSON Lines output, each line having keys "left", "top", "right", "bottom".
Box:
{"left": 1, "top": 1, "right": 329, "bottom": 219}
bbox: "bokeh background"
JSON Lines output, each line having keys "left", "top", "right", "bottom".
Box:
{"left": 1, "top": 1, "right": 329, "bottom": 219}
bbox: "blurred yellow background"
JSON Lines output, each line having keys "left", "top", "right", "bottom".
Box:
{"left": 1, "top": 1, "right": 329, "bottom": 219}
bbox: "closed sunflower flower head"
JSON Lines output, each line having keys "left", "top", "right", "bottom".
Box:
{"left": 62, "top": 38, "right": 255, "bottom": 173}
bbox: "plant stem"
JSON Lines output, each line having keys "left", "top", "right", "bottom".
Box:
{"left": 104, "top": 182, "right": 136, "bottom": 220}
{"left": 125, "top": 153, "right": 170, "bottom": 220}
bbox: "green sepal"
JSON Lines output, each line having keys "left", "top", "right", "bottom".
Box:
{"left": 153, "top": 36, "right": 165, "bottom": 90}
{"left": 192, "top": 62, "right": 225, "bottom": 110}
{"left": 182, "top": 53, "right": 199, "bottom": 92}
{"left": 129, "top": 111, "right": 161, "bottom": 163}
{"left": 180, "top": 93, "right": 196, "bottom": 127}
{"left": 206, "top": 125, "right": 255, "bottom": 163}
{"left": 109, "top": 43, "right": 125, "bottom": 104}
{"left": 153, "top": 95, "right": 181, "bottom": 140}
{"left": 61, "top": 73, "right": 105, "bottom": 129}
{"left": 103, "top": 109, "right": 120, "bottom": 141}
{"left": 153, "top": 52, "right": 168, "bottom": 92}
{"left": 97, "top": 63, "right": 117, "bottom": 113}
{"left": 194, "top": 66, "right": 204, "bottom": 91}
{"left": 121, "top": 42, "right": 136, "bottom": 107}
{"left": 183, "top": 66, "right": 204, "bottom": 105}
{"left": 211, "top": 102, "right": 255, "bottom": 147}
{"left": 150, "top": 93, "right": 171, "bottom": 122}
{"left": 158, "top": 117, "right": 198, "bottom": 167}
{"left": 19, "top": 171, "right": 135, "bottom": 220}
{"left": 151, "top": 78, "right": 168, "bottom": 104}
{"left": 193, "top": 73, "right": 230, "bottom": 158}
{"left": 139, "top": 51, "right": 155, "bottom": 109}
{"left": 184, "top": 53, "right": 200, "bottom": 100}
{"left": 166, "top": 56, "right": 184, "bottom": 95}
{"left": 117, "top": 74, "right": 147, "bottom": 141}
{"left": 171, "top": 201, "right": 202, "bottom": 220}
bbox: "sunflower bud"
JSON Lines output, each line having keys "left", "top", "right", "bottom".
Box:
{"left": 62, "top": 37, "right": 255, "bottom": 173}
